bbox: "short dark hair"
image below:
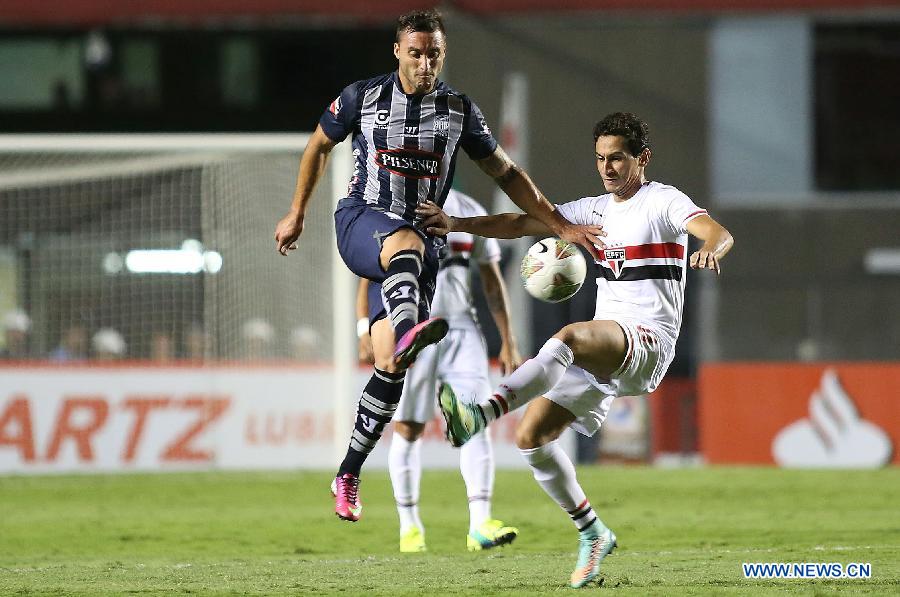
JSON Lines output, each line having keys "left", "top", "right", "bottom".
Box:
{"left": 593, "top": 112, "right": 650, "bottom": 157}
{"left": 396, "top": 9, "right": 445, "bottom": 41}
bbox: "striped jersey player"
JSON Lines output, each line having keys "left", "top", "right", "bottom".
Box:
{"left": 424, "top": 112, "right": 734, "bottom": 588}
{"left": 273, "top": 9, "right": 603, "bottom": 525}
{"left": 322, "top": 71, "right": 496, "bottom": 223}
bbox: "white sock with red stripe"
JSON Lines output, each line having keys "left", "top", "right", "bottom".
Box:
{"left": 519, "top": 440, "right": 598, "bottom": 532}
{"left": 479, "top": 338, "right": 574, "bottom": 423}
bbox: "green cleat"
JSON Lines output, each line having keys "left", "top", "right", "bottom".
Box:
{"left": 399, "top": 527, "right": 426, "bottom": 553}
{"left": 570, "top": 525, "right": 617, "bottom": 588}
{"left": 438, "top": 382, "right": 486, "bottom": 447}
{"left": 467, "top": 519, "right": 519, "bottom": 551}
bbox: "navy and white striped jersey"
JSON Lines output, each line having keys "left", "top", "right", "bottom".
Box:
{"left": 319, "top": 72, "right": 498, "bottom": 222}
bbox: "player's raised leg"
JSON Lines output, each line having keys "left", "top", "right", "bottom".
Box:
{"left": 516, "top": 398, "right": 616, "bottom": 588}
{"left": 380, "top": 229, "right": 448, "bottom": 369}
{"left": 441, "top": 320, "right": 626, "bottom": 447}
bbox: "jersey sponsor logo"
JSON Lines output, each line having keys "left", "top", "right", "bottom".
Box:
{"left": 404, "top": 125, "right": 419, "bottom": 135}
{"left": 375, "top": 148, "right": 441, "bottom": 179}
{"left": 329, "top": 96, "right": 342, "bottom": 116}
{"left": 374, "top": 110, "right": 390, "bottom": 129}
{"left": 434, "top": 114, "right": 450, "bottom": 138}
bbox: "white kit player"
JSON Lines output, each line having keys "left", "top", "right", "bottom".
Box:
{"left": 418, "top": 113, "right": 734, "bottom": 588}
{"left": 357, "top": 188, "right": 523, "bottom": 554}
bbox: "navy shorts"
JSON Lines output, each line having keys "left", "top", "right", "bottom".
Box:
{"left": 334, "top": 198, "right": 442, "bottom": 325}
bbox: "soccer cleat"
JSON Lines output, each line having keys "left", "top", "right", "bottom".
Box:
{"left": 570, "top": 525, "right": 617, "bottom": 589}
{"left": 393, "top": 317, "right": 449, "bottom": 369}
{"left": 331, "top": 473, "right": 362, "bottom": 522}
{"left": 399, "top": 527, "right": 427, "bottom": 553}
{"left": 438, "top": 382, "right": 486, "bottom": 447}
{"left": 467, "top": 519, "right": 519, "bottom": 551}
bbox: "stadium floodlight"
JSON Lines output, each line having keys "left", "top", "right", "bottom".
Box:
{"left": 864, "top": 248, "right": 900, "bottom": 275}
{"left": 122, "top": 240, "right": 222, "bottom": 275}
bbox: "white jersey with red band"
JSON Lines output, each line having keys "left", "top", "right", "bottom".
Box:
{"left": 430, "top": 189, "right": 501, "bottom": 328}
{"left": 556, "top": 181, "right": 707, "bottom": 342}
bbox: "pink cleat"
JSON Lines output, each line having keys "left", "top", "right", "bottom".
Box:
{"left": 331, "top": 473, "right": 362, "bottom": 522}
{"left": 393, "top": 317, "right": 449, "bottom": 369}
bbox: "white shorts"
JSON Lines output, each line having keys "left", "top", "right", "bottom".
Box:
{"left": 545, "top": 318, "right": 675, "bottom": 436}
{"left": 396, "top": 327, "right": 492, "bottom": 424}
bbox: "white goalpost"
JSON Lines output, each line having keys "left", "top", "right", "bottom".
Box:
{"left": 0, "top": 133, "right": 355, "bottom": 465}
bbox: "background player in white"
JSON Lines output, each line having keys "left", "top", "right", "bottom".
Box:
{"left": 360, "top": 189, "right": 523, "bottom": 554}
{"left": 419, "top": 112, "right": 734, "bottom": 588}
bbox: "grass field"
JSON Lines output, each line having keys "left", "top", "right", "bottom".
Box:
{"left": 1, "top": 467, "right": 898, "bottom": 595}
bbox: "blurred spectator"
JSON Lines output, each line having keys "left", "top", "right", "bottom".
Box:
{"left": 242, "top": 317, "right": 274, "bottom": 360}
{"left": 183, "top": 323, "right": 209, "bottom": 363}
{"left": 49, "top": 324, "right": 89, "bottom": 361}
{"left": 150, "top": 330, "right": 175, "bottom": 363}
{"left": 92, "top": 327, "right": 126, "bottom": 361}
{"left": 1, "top": 309, "right": 32, "bottom": 359}
{"left": 290, "top": 325, "right": 321, "bottom": 361}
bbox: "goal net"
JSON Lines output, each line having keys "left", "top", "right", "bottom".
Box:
{"left": 0, "top": 134, "right": 353, "bottom": 367}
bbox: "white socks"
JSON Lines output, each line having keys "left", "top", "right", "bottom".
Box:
{"left": 519, "top": 440, "right": 599, "bottom": 532}
{"left": 460, "top": 430, "right": 494, "bottom": 531}
{"left": 481, "top": 338, "right": 574, "bottom": 422}
{"left": 388, "top": 433, "right": 423, "bottom": 534}
{"left": 390, "top": 428, "right": 496, "bottom": 534}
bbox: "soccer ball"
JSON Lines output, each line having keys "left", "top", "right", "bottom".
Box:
{"left": 520, "top": 238, "right": 587, "bottom": 303}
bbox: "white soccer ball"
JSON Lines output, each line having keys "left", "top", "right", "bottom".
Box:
{"left": 520, "top": 238, "right": 587, "bottom": 303}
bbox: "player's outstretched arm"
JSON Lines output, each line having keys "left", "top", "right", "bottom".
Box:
{"left": 416, "top": 200, "right": 549, "bottom": 239}
{"left": 274, "top": 125, "right": 337, "bottom": 256}
{"left": 686, "top": 214, "right": 734, "bottom": 274}
{"left": 475, "top": 146, "right": 605, "bottom": 257}
{"left": 478, "top": 261, "right": 522, "bottom": 375}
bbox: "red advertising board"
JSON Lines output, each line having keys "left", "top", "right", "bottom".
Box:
{"left": 699, "top": 363, "right": 900, "bottom": 466}
{"left": 0, "top": 365, "right": 553, "bottom": 474}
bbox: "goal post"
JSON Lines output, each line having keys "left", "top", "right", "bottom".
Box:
{"left": 0, "top": 133, "right": 355, "bottom": 464}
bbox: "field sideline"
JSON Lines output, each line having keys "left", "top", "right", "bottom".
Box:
{"left": 2, "top": 467, "right": 898, "bottom": 595}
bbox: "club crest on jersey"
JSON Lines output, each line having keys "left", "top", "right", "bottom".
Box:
{"left": 604, "top": 248, "right": 626, "bottom": 277}
{"left": 375, "top": 148, "right": 441, "bottom": 179}
{"left": 329, "top": 96, "right": 342, "bottom": 116}
{"left": 434, "top": 114, "right": 450, "bottom": 137}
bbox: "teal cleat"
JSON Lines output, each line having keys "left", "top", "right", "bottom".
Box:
{"left": 570, "top": 525, "right": 617, "bottom": 589}
{"left": 438, "top": 382, "right": 485, "bottom": 447}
